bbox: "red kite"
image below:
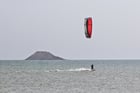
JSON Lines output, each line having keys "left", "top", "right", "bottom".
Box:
{"left": 84, "top": 17, "right": 92, "bottom": 38}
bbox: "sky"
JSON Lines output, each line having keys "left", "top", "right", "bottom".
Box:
{"left": 0, "top": 0, "right": 140, "bottom": 60}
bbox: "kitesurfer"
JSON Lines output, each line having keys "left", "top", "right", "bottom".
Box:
{"left": 91, "top": 64, "right": 95, "bottom": 71}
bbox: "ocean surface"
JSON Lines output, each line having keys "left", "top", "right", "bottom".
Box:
{"left": 0, "top": 60, "right": 140, "bottom": 93}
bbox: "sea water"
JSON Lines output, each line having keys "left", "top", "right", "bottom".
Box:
{"left": 0, "top": 60, "right": 140, "bottom": 93}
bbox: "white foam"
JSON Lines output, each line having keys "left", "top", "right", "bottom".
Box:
{"left": 67, "top": 68, "right": 91, "bottom": 71}
{"left": 46, "top": 68, "right": 91, "bottom": 72}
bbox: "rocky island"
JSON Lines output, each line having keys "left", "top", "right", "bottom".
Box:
{"left": 26, "top": 51, "right": 64, "bottom": 60}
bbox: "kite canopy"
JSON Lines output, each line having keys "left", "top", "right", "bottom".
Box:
{"left": 84, "top": 17, "right": 92, "bottom": 38}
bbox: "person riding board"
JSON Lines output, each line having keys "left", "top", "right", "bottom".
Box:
{"left": 91, "top": 64, "right": 95, "bottom": 71}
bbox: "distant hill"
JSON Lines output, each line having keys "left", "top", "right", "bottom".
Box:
{"left": 26, "top": 51, "right": 64, "bottom": 60}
